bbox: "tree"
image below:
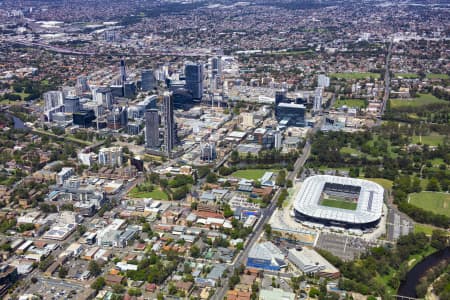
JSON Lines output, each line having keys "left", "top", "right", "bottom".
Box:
{"left": 223, "top": 204, "right": 234, "bottom": 218}
{"left": 91, "top": 277, "right": 105, "bottom": 290}
{"left": 236, "top": 242, "right": 244, "bottom": 251}
{"left": 427, "top": 177, "right": 440, "bottom": 191}
{"left": 88, "top": 260, "right": 101, "bottom": 277}
{"left": 264, "top": 224, "right": 272, "bottom": 239}
{"left": 112, "top": 284, "right": 125, "bottom": 294}
{"left": 431, "top": 229, "right": 449, "bottom": 250}
{"left": 206, "top": 172, "right": 218, "bottom": 184}
{"left": 309, "top": 287, "right": 320, "bottom": 298}
{"left": 77, "top": 225, "right": 87, "bottom": 236}
{"left": 190, "top": 245, "right": 201, "bottom": 258}
{"left": 230, "top": 150, "right": 240, "bottom": 163}
{"left": 168, "top": 283, "right": 177, "bottom": 295}
{"left": 128, "top": 288, "right": 142, "bottom": 296}
{"left": 275, "top": 170, "right": 286, "bottom": 187}
{"left": 219, "top": 166, "right": 233, "bottom": 176}
{"left": 58, "top": 266, "right": 68, "bottom": 278}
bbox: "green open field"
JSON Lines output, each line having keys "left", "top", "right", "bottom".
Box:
{"left": 128, "top": 188, "right": 169, "bottom": 200}
{"left": 409, "top": 192, "right": 450, "bottom": 217}
{"left": 390, "top": 93, "right": 447, "bottom": 108}
{"left": 430, "top": 158, "right": 445, "bottom": 167}
{"left": 231, "top": 169, "right": 278, "bottom": 180}
{"left": 395, "top": 73, "right": 419, "bottom": 79}
{"left": 330, "top": 72, "right": 380, "bottom": 80}
{"left": 340, "top": 147, "right": 362, "bottom": 156}
{"left": 0, "top": 99, "right": 23, "bottom": 105}
{"left": 321, "top": 197, "right": 357, "bottom": 210}
{"left": 411, "top": 134, "right": 446, "bottom": 146}
{"left": 368, "top": 178, "right": 393, "bottom": 191}
{"left": 414, "top": 223, "right": 437, "bottom": 236}
{"left": 426, "top": 74, "right": 449, "bottom": 80}
{"left": 65, "top": 134, "right": 93, "bottom": 146}
{"left": 333, "top": 98, "right": 367, "bottom": 109}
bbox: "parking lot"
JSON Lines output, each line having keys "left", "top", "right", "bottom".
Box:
{"left": 315, "top": 232, "right": 379, "bottom": 261}
{"left": 386, "top": 208, "right": 414, "bottom": 241}
{"left": 26, "top": 276, "right": 86, "bottom": 300}
{"left": 261, "top": 274, "right": 293, "bottom": 292}
{"left": 65, "top": 259, "right": 91, "bottom": 281}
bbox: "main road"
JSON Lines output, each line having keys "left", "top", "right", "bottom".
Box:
{"left": 212, "top": 117, "right": 323, "bottom": 300}
{"left": 379, "top": 41, "right": 393, "bottom": 118}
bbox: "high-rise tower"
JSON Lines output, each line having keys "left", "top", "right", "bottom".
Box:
{"left": 141, "top": 69, "right": 156, "bottom": 91}
{"left": 120, "top": 58, "right": 127, "bottom": 85}
{"left": 185, "top": 62, "right": 203, "bottom": 100}
{"left": 145, "top": 109, "right": 160, "bottom": 149}
{"left": 163, "top": 92, "right": 176, "bottom": 155}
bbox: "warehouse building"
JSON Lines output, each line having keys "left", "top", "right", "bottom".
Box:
{"left": 246, "top": 242, "right": 286, "bottom": 271}
{"left": 287, "top": 247, "right": 340, "bottom": 278}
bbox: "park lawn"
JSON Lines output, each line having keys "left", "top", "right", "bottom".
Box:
{"left": 318, "top": 166, "right": 350, "bottom": 172}
{"left": 330, "top": 72, "right": 380, "bottom": 79}
{"left": 321, "top": 198, "right": 357, "bottom": 210}
{"left": 128, "top": 188, "right": 168, "bottom": 200}
{"left": 390, "top": 93, "right": 447, "bottom": 108}
{"left": 15, "top": 92, "right": 30, "bottom": 100}
{"left": 411, "top": 134, "right": 446, "bottom": 146}
{"left": 429, "top": 158, "right": 445, "bottom": 167}
{"left": 231, "top": 169, "right": 278, "bottom": 181}
{"left": 376, "top": 273, "right": 396, "bottom": 295}
{"left": 340, "top": 147, "right": 362, "bottom": 156}
{"left": 333, "top": 98, "right": 366, "bottom": 109}
{"left": 395, "top": 73, "right": 418, "bottom": 79}
{"left": 409, "top": 192, "right": 450, "bottom": 217}
{"left": 270, "top": 50, "right": 314, "bottom": 56}
{"left": 65, "top": 134, "right": 92, "bottom": 146}
{"left": 0, "top": 99, "right": 22, "bottom": 105}
{"left": 414, "top": 223, "right": 437, "bottom": 236}
{"left": 419, "top": 178, "right": 429, "bottom": 191}
{"left": 426, "top": 73, "right": 449, "bottom": 80}
{"left": 368, "top": 178, "right": 393, "bottom": 191}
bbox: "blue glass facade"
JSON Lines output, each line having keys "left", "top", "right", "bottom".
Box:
{"left": 246, "top": 257, "right": 281, "bottom": 271}
{"left": 275, "top": 103, "right": 306, "bottom": 127}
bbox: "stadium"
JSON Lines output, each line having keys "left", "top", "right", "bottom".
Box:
{"left": 293, "top": 175, "right": 384, "bottom": 230}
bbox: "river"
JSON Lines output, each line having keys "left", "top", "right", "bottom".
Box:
{"left": 397, "top": 247, "right": 450, "bottom": 298}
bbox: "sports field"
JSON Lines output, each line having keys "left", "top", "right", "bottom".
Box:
{"left": 426, "top": 73, "right": 449, "bottom": 80}
{"left": 409, "top": 192, "right": 450, "bottom": 217}
{"left": 390, "top": 93, "right": 447, "bottom": 108}
{"left": 128, "top": 188, "right": 169, "bottom": 200}
{"left": 333, "top": 98, "right": 367, "bottom": 109}
{"left": 330, "top": 72, "right": 380, "bottom": 80}
{"left": 395, "top": 73, "right": 418, "bottom": 79}
{"left": 231, "top": 169, "right": 278, "bottom": 180}
{"left": 411, "top": 134, "right": 446, "bottom": 146}
{"left": 321, "top": 197, "right": 357, "bottom": 210}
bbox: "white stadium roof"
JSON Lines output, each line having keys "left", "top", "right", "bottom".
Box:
{"left": 293, "top": 175, "right": 384, "bottom": 225}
